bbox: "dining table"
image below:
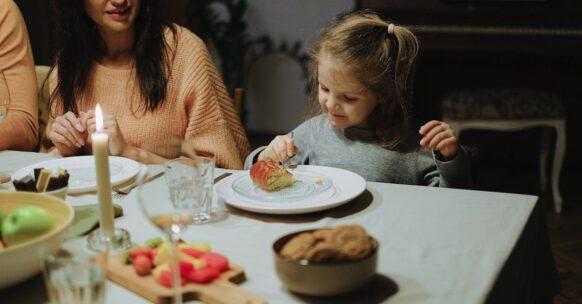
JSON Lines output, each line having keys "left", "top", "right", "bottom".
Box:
{"left": 0, "top": 150, "right": 558, "bottom": 304}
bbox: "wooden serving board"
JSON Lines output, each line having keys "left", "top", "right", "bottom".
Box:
{"left": 107, "top": 254, "right": 267, "bottom": 304}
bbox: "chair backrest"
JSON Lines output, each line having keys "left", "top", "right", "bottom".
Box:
{"left": 463, "top": 145, "right": 480, "bottom": 188}
{"left": 233, "top": 88, "right": 244, "bottom": 118}
{"left": 35, "top": 65, "right": 51, "bottom": 151}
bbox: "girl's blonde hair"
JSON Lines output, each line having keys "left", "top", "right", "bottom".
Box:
{"left": 307, "top": 10, "right": 419, "bottom": 148}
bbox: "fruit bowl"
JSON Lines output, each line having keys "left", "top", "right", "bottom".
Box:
{"left": 0, "top": 192, "right": 74, "bottom": 289}
{"left": 273, "top": 228, "right": 378, "bottom": 296}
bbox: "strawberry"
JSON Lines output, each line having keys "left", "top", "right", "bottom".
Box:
{"left": 129, "top": 247, "right": 151, "bottom": 260}
{"left": 132, "top": 255, "right": 153, "bottom": 276}
{"left": 200, "top": 253, "right": 229, "bottom": 272}
{"left": 188, "top": 266, "right": 220, "bottom": 284}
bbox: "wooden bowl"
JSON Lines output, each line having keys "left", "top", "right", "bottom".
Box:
{"left": 0, "top": 192, "right": 74, "bottom": 289}
{"left": 273, "top": 229, "right": 378, "bottom": 296}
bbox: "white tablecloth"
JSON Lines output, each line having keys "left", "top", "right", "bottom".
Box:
{"left": 0, "top": 150, "right": 538, "bottom": 304}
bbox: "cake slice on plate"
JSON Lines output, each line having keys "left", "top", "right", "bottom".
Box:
{"left": 250, "top": 161, "right": 294, "bottom": 191}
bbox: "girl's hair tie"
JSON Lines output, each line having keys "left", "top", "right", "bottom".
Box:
{"left": 387, "top": 23, "right": 395, "bottom": 35}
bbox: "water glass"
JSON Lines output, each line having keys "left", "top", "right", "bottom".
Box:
{"left": 41, "top": 248, "right": 106, "bottom": 304}
{"left": 165, "top": 156, "right": 214, "bottom": 224}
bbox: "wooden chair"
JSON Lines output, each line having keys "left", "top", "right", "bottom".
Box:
{"left": 233, "top": 88, "right": 244, "bottom": 118}
{"left": 442, "top": 88, "right": 566, "bottom": 213}
{"left": 35, "top": 65, "right": 51, "bottom": 151}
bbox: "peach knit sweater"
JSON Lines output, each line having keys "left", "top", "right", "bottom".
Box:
{"left": 0, "top": 0, "right": 38, "bottom": 151}
{"left": 49, "top": 26, "right": 250, "bottom": 169}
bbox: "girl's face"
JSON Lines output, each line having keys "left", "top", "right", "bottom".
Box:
{"left": 84, "top": 0, "right": 140, "bottom": 34}
{"left": 317, "top": 56, "right": 379, "bottom": 129}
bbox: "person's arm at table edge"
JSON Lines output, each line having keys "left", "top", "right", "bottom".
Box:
{"left": 0, "top": 0, "right": 38, "bottom": 151}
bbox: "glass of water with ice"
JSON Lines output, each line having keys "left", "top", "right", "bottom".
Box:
{"left": 165, "top": 155, "right": 214, "bottom": 224}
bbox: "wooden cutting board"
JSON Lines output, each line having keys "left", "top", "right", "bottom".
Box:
{"left": 107, "top": 253, "right": 267, "bottom": 304}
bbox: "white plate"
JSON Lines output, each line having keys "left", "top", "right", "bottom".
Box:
{"left": 231, "top": 170, "right": 333, "bottom": 202}
{"left": 12, "top": 156, "right": 140, "bottom": 194}
{"left": 216, "top": 165, "right": 366, "bottom": 214}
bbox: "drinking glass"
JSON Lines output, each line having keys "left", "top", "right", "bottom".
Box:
{"left": 41, "top": 248, "right": 106, "bottom": 304}
{"left": 136, "top": 157, "right": 211, "bottom": 304}
{"left": 165, "top": 156, "right": 215, "bottom": 224}
{"left": 190, "top": 152, "right": 229, "bottom": 223}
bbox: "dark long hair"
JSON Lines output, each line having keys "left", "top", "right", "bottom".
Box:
{"left": 49, "top": 0, "right": 176, "bottom": 115}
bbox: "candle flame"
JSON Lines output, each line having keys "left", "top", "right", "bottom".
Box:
{"left": 95, "top": 104, "right": 103, "bottom": 132}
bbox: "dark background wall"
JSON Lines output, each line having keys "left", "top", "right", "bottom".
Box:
{"left": 357, "top": 0, "right": 582, "bottom": 172}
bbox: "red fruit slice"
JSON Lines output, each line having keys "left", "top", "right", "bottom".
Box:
{"left": 156, "top": 270, "right": 186, "bottom": 288}
{"left": 132, "top": 255, "right": 153, "bottom": 276}
{"left": 200, "top": 253, "right": 229, "bottom": 272}
{"left": 188, "top": 266, "right": 220, "bottom": 284}
{"left": 181, "top": 248, "right": 204, "bottom": 259}
{"left": 151, "top": 248, "right": 158, "bottom": 260}
{"left": 179, "top": 261, "right": 194, "bottom": 278}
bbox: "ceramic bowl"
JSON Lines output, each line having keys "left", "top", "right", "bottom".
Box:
{"left": 42, "top": 187, "right": 68, "bottom": 200}
{"left": 273, "top": 228, "right": 378, "bottom": 296}
{"left": 0, "top": 192, "right": 74, "bottom": 289}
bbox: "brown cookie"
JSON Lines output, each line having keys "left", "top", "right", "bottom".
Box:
{"left": 282, "top": 225, "right": 374, "bottom": 263}
{"left": 303, "top": 241, "right": 344, "bottom": 262}
{"left": 312, "top": 228, "right": 335, "bottom": 242}
{"left": 331, "top": 225, "right": 373, "bottom": 261}
{"left": 280, "top": 232, "right": 317, "bottom": 260}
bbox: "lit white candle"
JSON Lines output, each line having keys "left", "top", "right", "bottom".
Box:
{"left": 92, "top": 104, "right": 115, "bottom": 239}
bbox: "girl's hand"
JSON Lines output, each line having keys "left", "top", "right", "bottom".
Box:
{"left": 258, "top": 135, "right": 297, "bottom": 163}
{"left": 86, "top": 110, "right": 127, "bottom": 156}
{"left": 419, "top": 120, "right": 459, "bottom": 160}
{"left": 47, "top": 111, "right": 87, "bottom": 156}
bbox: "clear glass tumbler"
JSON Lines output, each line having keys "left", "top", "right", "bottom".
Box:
{"left": 41, "top": 248, "right": 106, "bottom": 304}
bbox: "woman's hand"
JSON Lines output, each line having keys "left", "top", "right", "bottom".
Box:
{"left": 86, "top": 110, "right": 127, "bottom": 156}
{"left": 419, "top": 120, "right": 459, "bottom": 160}
{"left": 47, "top": 111, "right": 87, "bottom": 156}
{"left": 258, "top": 135, "right": 297, "bottom": 163}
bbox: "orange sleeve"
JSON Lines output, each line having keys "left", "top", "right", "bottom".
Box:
{"left": 181, "top": 32, "right": 250, "bottom": 169}
{"left": 0, "top": 0, "right": 38, "bottom": 151}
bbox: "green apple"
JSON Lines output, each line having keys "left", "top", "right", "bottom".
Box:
{"left": 2, "top": 205, "right": 54, "bottom": 247}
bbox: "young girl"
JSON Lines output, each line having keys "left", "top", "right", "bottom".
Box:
{"left": 245, "top": 10, "right": 471, "bottom": 188}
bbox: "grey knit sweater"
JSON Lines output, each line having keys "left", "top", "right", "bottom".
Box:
{"left": 245, "top": 115, "right": 472, "bottom": 188}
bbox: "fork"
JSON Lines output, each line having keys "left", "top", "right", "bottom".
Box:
{"left": 113, "top": 171, "right": 164, "bottom": 198}
{"left": 282, "top": 148, "right": 311, "bottom": 170}
{"left": 0, "top": 171, "right": 11, "bottom": 184}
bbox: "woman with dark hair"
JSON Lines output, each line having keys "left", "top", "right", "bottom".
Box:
{"left": 45, "top": 0, "right": 250, "bottom": 168}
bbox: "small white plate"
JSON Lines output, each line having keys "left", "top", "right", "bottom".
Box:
{"left": 231, "top": 170, "right": 333, "bottom": 202}
{"left": 216, "top": 166, "right": 366, "bottom": 214}
{"left": 12, "top": 156, "right": 140, "bottom": 194}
